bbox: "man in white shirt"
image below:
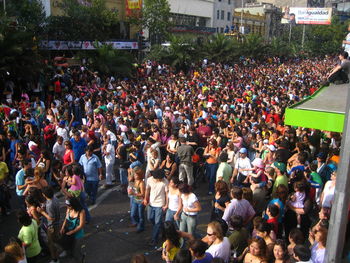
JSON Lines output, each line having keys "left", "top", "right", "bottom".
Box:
{"left": 143, "top": 169, "right": 168, "bottom": 246}
{"left": 56, "top": 121, "right": 69, "bottom": 142}
{"left": 52, "top": 136, "right": 65, "bottom": 161}
{"left": 231, "top": 148, "right": 252, "bottom": 187}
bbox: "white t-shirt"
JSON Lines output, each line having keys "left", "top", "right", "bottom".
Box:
{"left": 56, "top": 127, "right": 69, "bottom": 142}
{"left": 104, "top": 144, "right": 115, "bottom": 165}
{"left": 206, "top": 237, "right": 231, "bottom": 263}
{"left": 235, "top": 157, "right": 252, "bottom": 176}
{"left": 181, "top": 193, "right": 199, "bottom": 216}
{"left": 147, "top": 177, "right": 168, "bottom": 207}
{"left": 52, "top": 142, "right": 65, "bottom": 160}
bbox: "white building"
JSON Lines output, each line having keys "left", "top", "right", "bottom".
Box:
{"left": 168, "top": 0, "right": 217, "bottom": 34}
{"left": 213, "top": 0, "right": 234, "bottom": 33}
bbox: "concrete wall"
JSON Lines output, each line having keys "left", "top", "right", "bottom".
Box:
{"left": 260, "top": 0, "right": 308, "bottom": 8}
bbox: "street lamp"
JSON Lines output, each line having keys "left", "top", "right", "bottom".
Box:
{"left": 240, "top": 0, "right": 244, "bottom": 33}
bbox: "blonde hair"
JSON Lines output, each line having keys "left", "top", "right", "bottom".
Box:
{"left": 207, "top": 221, "right": 224, "bottom": 241}
{"left": 34, "top": 167, "right": 44, "bottom": 179}
{"left": 5, "top": 241, "right": 24, "bottom": 260}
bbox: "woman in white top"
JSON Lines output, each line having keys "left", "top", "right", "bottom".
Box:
{"left": 165, "top": 177, "right": 182, "bottom": 227}
{"left": 320, "top": 171, "right": 336, "bottom": 208}
{"left": 205, "top": 221, "right": 231, "bottom": 263}
{"left": 167, "top": 133, "right": 180, "bottom": 155}
{"left": 179, "top": 183, "right": 201, "bottom": 236}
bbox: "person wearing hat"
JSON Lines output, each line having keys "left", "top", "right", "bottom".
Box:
{"left": 272, "top": 162, "right": 288, "bottom": 195}
{"left": 143, "top": 169, "right": 168, "bottom": 247}
{"left": 232, "top": 148, "right": 252, "bottom": 187}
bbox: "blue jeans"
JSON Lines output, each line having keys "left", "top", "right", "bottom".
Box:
{"left": 165, "top": 209, "right": 179, "bottom": 228}
{"left": 119, "top": 168, "right": 128, "bottom": 186}
{"left": 179, "top": 213, "right": 197, "bottom": 236}
{"left": 131, "top": 199, "right": 145, "bottom": 231}
{"left": 147, "top": 206, "right": 163, "bottom": 242}
{"left": 206, "top": 163, "right": 218, "bottom": 193}
{"left": 84, "top": 180, "right": 99, "bottom": 204}
{"left": 79, "top": 191, "right": 91, "bottom": 222}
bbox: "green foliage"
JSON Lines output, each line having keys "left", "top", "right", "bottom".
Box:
{"left": 142, "top": 0, "right": 171, "bottom": 45}
{"left": 3, "top": 0, "right": 46, "bottom": 34}
{"left": 83, "top": 44, "right": 135, "bottom": 77}
{"left": 45, "top": 0, "right": 120, "bottom": 41}
{"left": 0, "top": 16, "right": 43, "bottom": 79}
{"left": 240, "top": 34, "right": 267, "bottom": 58}
{"left": 201, "top": 34, "right": 240, "bottom": 63}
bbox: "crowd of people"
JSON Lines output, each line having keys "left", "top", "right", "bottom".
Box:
{"left": 0, "top": 54, "right": 348, "bottom": 263}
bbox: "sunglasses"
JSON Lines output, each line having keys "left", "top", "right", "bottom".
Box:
{"left": 207, "top": 232, "right": 215, "bottom": 236}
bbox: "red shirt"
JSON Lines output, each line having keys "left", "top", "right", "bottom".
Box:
{"left": 63, "top": 149, "right": 73, "bottom": 165}
{"left": 267, "top": 217, "right": 278, "bottom": 235}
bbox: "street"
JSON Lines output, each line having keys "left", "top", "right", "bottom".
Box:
{"left": 0, "top": 180, "right": 213, "bottom": 263}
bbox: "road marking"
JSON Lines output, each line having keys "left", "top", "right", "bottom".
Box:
{"left": 88, "top": 185, "right": 120, "bottom": 212}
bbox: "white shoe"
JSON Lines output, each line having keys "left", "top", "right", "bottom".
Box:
{"left": 49, "top": 260, "right": 60, "bottom": 263}
{"left": 59, "top": 251, "right": 67, "bottom": 258}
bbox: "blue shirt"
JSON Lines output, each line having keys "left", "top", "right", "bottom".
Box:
{"left": 79, "top": 154, "right": 102, "bottom": 181}
{"left": 70, "top": 138, "right": 87, "bottom": 162}
{"left": 193, "top": 253, "right": 213, "bottom": 263}
{"left": 15, "top": 169, "right": 25, "bottom": 196}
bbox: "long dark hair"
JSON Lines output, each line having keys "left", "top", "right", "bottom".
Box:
{"left": 162, "top": 221, "right": 180, "bottom": 248}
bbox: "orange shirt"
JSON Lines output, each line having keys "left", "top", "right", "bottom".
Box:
{"left": 206, "top": 147, "right": 220, "bottom": 164}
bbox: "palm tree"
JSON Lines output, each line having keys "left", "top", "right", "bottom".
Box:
{"left": 86, "top": 44, "right": 135, "bottom": 77}
{"left": 240, "top": 33, "right": 267, "bottom": 59}
{"left": 201, "top": 34, "right": 239, "bottom": 63}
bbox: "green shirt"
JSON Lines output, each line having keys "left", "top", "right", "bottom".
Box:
{"left": 272, "top": 174, "right": 288, "bottom": 195}
{"left": 310, "top": 172, "right": 323, "bottom": 186}
{"left": 18, "top": 219, "right": 41, "bottom": 258}
{"left": 228, "top": 227, "right": 249, "bottom": 256}
{"left": 216, "top": 162, "right": 232, "bottom": 184}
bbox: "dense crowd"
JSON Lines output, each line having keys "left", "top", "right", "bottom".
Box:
{"left": 0, "top": 55, "right": 348, "bottom": 263}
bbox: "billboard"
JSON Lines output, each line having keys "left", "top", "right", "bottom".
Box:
{"left": 39, "top": 41, "right": 139, "bottom": 50}
{"left": 282, "top": 7, "right": 332, "bottom": 25}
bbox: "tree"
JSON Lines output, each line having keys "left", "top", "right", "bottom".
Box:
{"left": 45, "top": 0, "right": 121, "bottom": 41}
{"left": 82, "top": 44, "right": 135, "bottom": 77}
{"left": 0, "top": 17, "right": 44, "bottom": 82}
{"left": 0, "top": 1, "right": 45, "bottom": 83}
{"left": 240, "top": 33, "right": 267, "bottom": 59}
{"left": 201, "top": 34, "right": 239, "bottom": 63}
{"left": 142, "top": 0, "right": 171, "bottom": 45}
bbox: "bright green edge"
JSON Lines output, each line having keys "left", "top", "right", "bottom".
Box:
{"left": 285, "top": 108, "right": 344, "bottom": 132}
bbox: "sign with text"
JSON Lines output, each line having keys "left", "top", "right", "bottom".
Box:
{"left": 39, "top": 41, "right": 139, "bottom": 50}
{"left": 282, "top": 7, "right": 332, "bottom": 25}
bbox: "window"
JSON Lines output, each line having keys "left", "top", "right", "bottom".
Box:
{"left": 220, "top": 27, "right": 224, "bottom": 33}
{"left": 217, "top": 10, "right": 220, "bottom": 19}
{"left": 221, "top": 10, "right": 224, "bottom": 20}
{"left": 228, "top": 0, "right": 231, "bottom": 4}
{"left": 227, "top": 12, "right": 231, "bottom": 21}
{"left": 217, "top": 27, "right": 219, "bottom": 33}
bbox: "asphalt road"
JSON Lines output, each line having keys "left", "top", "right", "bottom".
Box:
{"left": 0, "top": 179, "right": 213, "bottom": 263}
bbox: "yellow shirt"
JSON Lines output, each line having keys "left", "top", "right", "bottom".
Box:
{"left": 0, "top": 162, "right": 9, "bottom": 181}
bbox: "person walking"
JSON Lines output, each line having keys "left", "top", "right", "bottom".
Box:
{"left": 143, "top": 169, "right": 168, "bottom": 247}
{"left": 79, "top": 146, "right": 102, "bottom": 205}
{"left": 177, "top": 137, "right": 194, "bottom": 186}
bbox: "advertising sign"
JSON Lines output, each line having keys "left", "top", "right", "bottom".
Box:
{"left": 39, "top": 41, "right": 139, "bottom": 50}
{"left": 282, "top": 7, "right": 332, "bottom": 25}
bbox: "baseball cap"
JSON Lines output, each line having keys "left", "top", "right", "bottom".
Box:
{"left": 239, "top": 148, "right": 247, "bottom": 154}
{"left": 273, "top": 162, "right": 286, "bottom": 173}
{"left": 252, "top": 158, "right": 264, "bottom": 169}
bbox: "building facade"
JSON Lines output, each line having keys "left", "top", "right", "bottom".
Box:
{"left": 213, "top": 0, "right": 234, "bottom": 33}
{"left": 234, "top": 3, "right": 282, "bottom": 40}
{"left": 168, "top": 0, "right": 216, "bottom": 34}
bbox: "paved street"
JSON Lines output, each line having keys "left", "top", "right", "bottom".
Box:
{"left": 0, "top": 180, "right": 213, "bottom": 263}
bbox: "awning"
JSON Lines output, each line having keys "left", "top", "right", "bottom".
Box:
{"left": 284, "top": 83, "right": 349, "bottom": 132}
